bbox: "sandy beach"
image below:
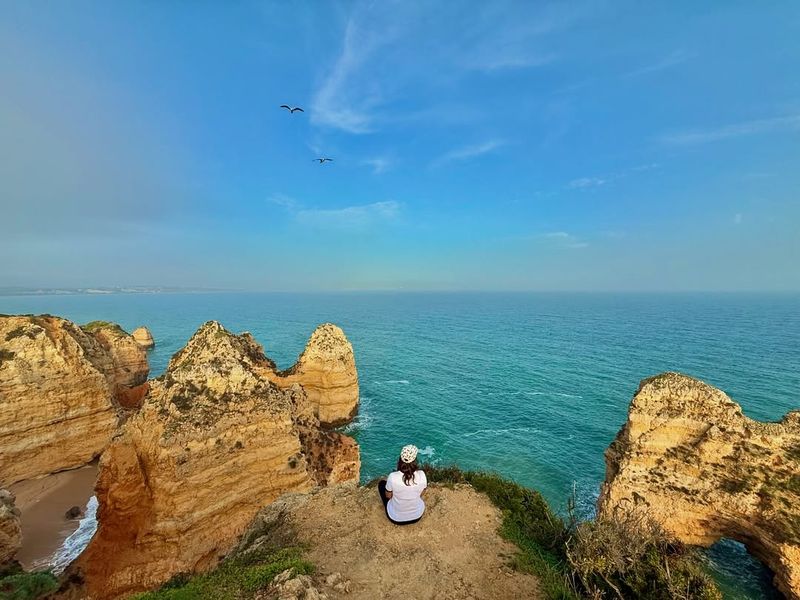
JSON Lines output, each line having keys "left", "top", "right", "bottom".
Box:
{"left": 9, "top": 462, "right": 99, "bottom": 570}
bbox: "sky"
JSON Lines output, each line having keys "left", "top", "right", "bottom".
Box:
{"left": 1, "top": 1, "right": 799, "bottom": 292}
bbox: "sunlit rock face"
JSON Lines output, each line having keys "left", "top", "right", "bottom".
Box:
{"left": 599, "top": 372, "right": 800, "bottom": 600}
{"left": 0, "top": 316, "right": 149, "bottom": 487}
{"left": 268, "top": 323, "right": 360, "bottom": 426}
{"left": 131, "top": 326, "right": 155, "bottom": 349}
{"left": 75, "top": 321, "right": 359, "bottom": 599}
{"left": 0, "top": 489, "right": 21, "bottom": 564}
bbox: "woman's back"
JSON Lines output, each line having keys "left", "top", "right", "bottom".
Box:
{"left": 386, "top": 469, "right": 427, "bottom": 522}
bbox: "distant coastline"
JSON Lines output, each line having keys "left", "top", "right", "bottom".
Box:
{"left": 0, "top": 286, "right": 233, "bottom": 297}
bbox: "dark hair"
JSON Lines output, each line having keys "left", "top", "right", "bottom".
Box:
{"left": 396, "top": 458, "right": 418, "bottom": 486}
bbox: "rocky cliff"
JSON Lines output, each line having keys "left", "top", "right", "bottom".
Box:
{"left": 0, "top": 316, "right": 149, "bottom": 487}
{"left": 0, "top": 489, "right": 21, "bottom": 564}
{"left": 75, "top": 321, "right": 360, "bottom": 599}
{"left": 599, "top": 372, "right": 800, "bottom": 600}
{"left": 268, "top": 323, "right": 360, "bottom": 426}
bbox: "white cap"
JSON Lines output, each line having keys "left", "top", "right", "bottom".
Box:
{"left": 400, "top": 444, "right": 418, "bottom": 463}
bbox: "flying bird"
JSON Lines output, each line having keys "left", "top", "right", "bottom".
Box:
{"left": 280, "top": 105, "right": 304, "bottom": 113}
{"left": 313, "top": 158, "right": 334, "bottom": 164}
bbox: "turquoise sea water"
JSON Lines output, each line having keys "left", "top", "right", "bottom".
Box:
{"left": 1, "top": 292, "right": 797, "bottom": 599}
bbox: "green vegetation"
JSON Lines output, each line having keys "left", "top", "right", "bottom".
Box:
{"left": 130, "top": 547, "right": 312, "bottom": 600}
{"left": 424, "top": 465, "right": 722, "bottom": 600}
{"left": 81, "top": 320, "right": 126, "bottom": 335}
{"left": 0, "top": 563, "right": 58, "bottom": 600}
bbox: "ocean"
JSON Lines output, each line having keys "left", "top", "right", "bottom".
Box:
{"left": 2, "top": 291, "right": 797, "bottom": 599}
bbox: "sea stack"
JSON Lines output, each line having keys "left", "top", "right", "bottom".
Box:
{"left": 599, "top": 372, "right": 800, "bottom": 600}
{"left": 0, "top": 316, "right": 149, "bottom": 486}
{"left": 268, "top": 323, "right": 360, "bottom": 426}
{"left": 75, "top": 321, "right": 360, "bottom": 599}
{"left": 132, "top": 326, "right": 155, "bottom": 349}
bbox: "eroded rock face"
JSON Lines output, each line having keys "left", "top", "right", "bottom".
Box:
{"left": 599, "top": 372, "right": 800, "bottom": 600}
{"left": 76, "top": 321, "right": 359, "bottom": 599}
{"left": 269, "top": 323, "right": 359, "bottom": 426}
{"left": 0, "top": 489, "right": 21, "bottom": 564}
{"left": 132, "top": 326, "right": 155, "bottom": 349}
{"left": 0, "top": 316, "right": 149, "bottom": 486}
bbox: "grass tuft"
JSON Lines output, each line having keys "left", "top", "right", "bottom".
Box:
{"left": 0, "top": 564, "right": 58, "bottom": 600}
{"left": 130, "top": 547, "right": 313, "bottom": 600}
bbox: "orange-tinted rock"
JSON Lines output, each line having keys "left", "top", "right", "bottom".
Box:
{"left": 599, "top": 372, "right": 800, "bottom": 600}
{"left": 0, "top": 316, "right": 149, "bottom": 487}
{"left": 75, "top": 321, "right": 359, "bottom": 599}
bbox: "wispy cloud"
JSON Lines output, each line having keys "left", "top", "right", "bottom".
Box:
{"left": 733, "top": 213, "right": 743, "bottom": 225}
{"left": 433, "top": 140, "right": 506, "bottom": 167}
{"left": 622, "top": 50, "right": 692, "bottom": 78}
{"left": 296, "top": 200, "right": 400, "bottom": 230}
{"left": 310, "top": 3, "right": 587, "bottom": 133}
{"left": 538, "top": 231, "right": 589, "bottom": 249}
{"left": 568, "top": 177, "right": 606, "bottom": 189}
{"left": 267, "top": 193, "right": 299, "bottom": 210}
{"left": 567, "top": 163, "right": 660, "bottom": 190}
{"left": 660, "top": 115, "right": 800, "bottom": 145}
{"left": 361, "top": 157, "right": 392, "bottom": 174}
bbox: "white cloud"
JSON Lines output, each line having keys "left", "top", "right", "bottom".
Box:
{"left": 568, "top": 177, "right": 606, "bottom": 189}
{"left": 433, "top": 140, "right": 505, "bottom": 167}
{"left": 295, "top": 200, "right": 400, "bottom": 230}
{"left": 362, "top": 157, "right": 392, "bottom": 174}
{"left": 734, "top": 213, "right": 743, "bottom": 225}
{"left": 660, "top": 115, "right": 800, "bottom": 145}
{"left": 538, "top": 231, "right": 589, "bottom": 249}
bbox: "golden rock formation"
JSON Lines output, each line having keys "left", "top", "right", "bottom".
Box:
{"left": 0, "top": 489, "right": 21, "bottom": 564}
{"left": 75, "top": 321, "right": 360, "bottom": 599}
{"left": 0, "top": 316, "right": 149, "bottom": 487}
{"left": 269, "top": 323, "right": 360, "bottom": 426}
{"left": 599, "top": 372, "right": 800, "bottom": 600}
{"left": 131, "top": 326, "right": 155, "bottom": 349}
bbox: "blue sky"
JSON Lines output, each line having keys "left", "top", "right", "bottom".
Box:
{"left": 1, "top": 1, "right": 798, "bottom": 291}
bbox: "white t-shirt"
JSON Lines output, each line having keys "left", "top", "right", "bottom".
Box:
{"left": 385, "top": 469, "right": 427, "bottom": 522}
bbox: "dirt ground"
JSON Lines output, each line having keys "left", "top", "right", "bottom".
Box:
{"left": 254, "top": 483, "right": 541, "bottom": 600}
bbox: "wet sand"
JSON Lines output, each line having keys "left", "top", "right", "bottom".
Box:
{"left": 9, "top": 463, "right": 99, "bottom": 570}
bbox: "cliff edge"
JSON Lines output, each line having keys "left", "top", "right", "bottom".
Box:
{"left": 599, "top": 372, "right": 800, "bottom": 600}
{"left": 74, "top": 321, "right": 360, "bottom": 599}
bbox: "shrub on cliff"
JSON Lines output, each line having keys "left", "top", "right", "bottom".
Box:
{"left": 565, "top": 509, "right": 722, "bottom": 600}
{"left": 0, "top": 562, "right": 58, "bottom": 600}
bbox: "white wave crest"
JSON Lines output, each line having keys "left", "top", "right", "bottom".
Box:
{"left": 50, "top": 495, "right": 98, "bottom": 574}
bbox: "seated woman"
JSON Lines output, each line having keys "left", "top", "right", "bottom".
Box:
{"left": 378, "top": 444, "right": 427, "bottom": 525}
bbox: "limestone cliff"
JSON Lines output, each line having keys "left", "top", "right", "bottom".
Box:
{"left": 269, "top": 323, "right": 359, "bottom": 426}
{"left": 75, "top": 321, "right": 359, "bottom": 599}
{"left": 0, "top": 316, "right": 149, "bottom": 487}
{"left": 599, "top": 372, "right": 800, "bottom": 600}
{"left": 0, "top": 489, "right": 21, "bottom": 564}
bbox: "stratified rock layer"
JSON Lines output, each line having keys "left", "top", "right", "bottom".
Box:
{"left": 0, "top": 316, "right": 149, "bottom": 487}
{"left": 599, "top": 372, "right": 800, "bottom": 600}
{"left": 76, "top": 321, "right": 360, "bottom": 599}
{"left": 0, "top": 489, "right": 21, "bottom": 564}
{"left": 132, "top": 326, "right": 155, "bottom": 349}
{"left": 269, "top": 323, "right": 359, "bottom": 426}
